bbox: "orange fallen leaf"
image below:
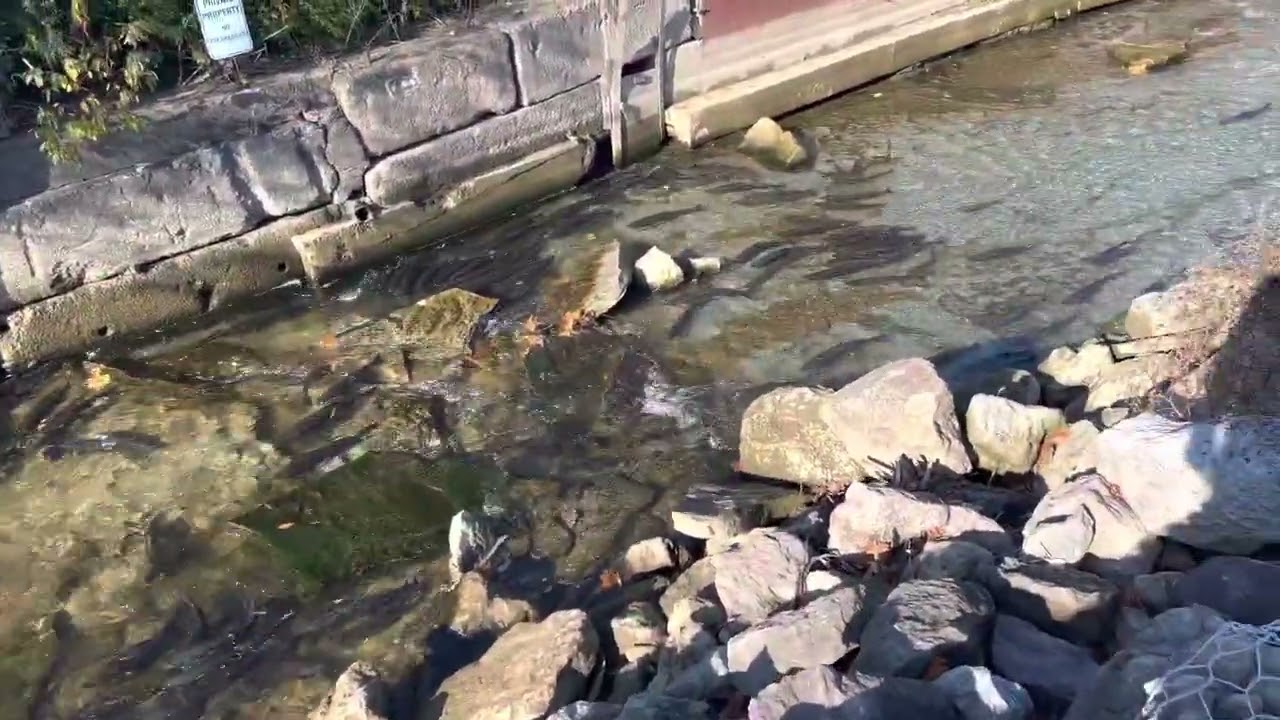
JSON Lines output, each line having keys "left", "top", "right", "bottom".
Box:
{"left": 276, "top": 522, "right": 296, "bottom": 530}
{"left": 924, "top": 526, "right": 948, "bottom": 542}
{"left": 83, "top": 364, "right": 113, "bottom": 392}
{"left": 923, "top": 655, "right": 950, "bottom": 680}
{"left": 599, "top": 569, "right": 623, "bottom": 590}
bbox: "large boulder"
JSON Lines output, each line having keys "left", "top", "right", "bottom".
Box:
{"left": 853, "top": 579, "right": 995, "bottom": 678}
{"left": 991, "top": 614, "right": 1099, "bottom": 706}
{"left": 966, "top": 394, "right": 1066, "bottom": 474}
{"left": 1083, "top": 354, "right": 1179, "bottom": 412}
{"left": 1171, "top": 556, "right": 1280, "bottom": 625}
{"left": 830, "top": 483, "right": 1012, "bottom": 556}
{"left": 1093, "top": 413, "right": 1280, "bottom": 554}
{"left": 738, "top": 358, "right": 971, "bottom": 490}
{"left": 711, "top": 529, "right": 810, "bottom": 627}
{"left": 726, "top": 584, "right": 885, "bottom": 693}
{"left": 1124, "top": 273, "right": 1238, "bottom": 339}
{"left": 421, "top": 610, "right": 599, "bottom": 720}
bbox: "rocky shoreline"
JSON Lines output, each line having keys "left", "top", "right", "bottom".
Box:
{"left": 302, "top": 253, "right": 1280, "bottom": 720}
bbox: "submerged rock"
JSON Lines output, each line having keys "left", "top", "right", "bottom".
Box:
{"left": 542, "top": 238, "right": 631, "bottom": 327}
{"left": 669, "top": 483, "right": 800, "bottom": 545}
{"left": 739, "top": 358, "right": 971, "bottom": 490}
{"left": 739, "top": 117, "right": 809, "bottom": 171}
{"left": 396, "top": 288, "right": 498, "bottom": 350}
{"left": 1108, "top": 40, "right": 1190, "bottom": 75}
{"left": 421, "top": 610, "right": 599, "bottom": 720}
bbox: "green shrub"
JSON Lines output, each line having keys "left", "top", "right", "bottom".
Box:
{"left": 0, "top": 0, "right": 479, "bottom": 163}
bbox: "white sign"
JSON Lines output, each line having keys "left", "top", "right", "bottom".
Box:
{"left": 195, "top": 0, "right": 254, "bottom": 61}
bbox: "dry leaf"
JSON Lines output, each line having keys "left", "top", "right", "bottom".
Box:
{"left": 276, "top": 522, "right": 296, "bottom": 530}
{"left": 83, "top": 364, "right": 113, "bottom": 392}
{"left": 923, "top": 655, "right": 950, "bottom": 681}
{"left": 599, "top": 569, "right": 623, "bottom": 590}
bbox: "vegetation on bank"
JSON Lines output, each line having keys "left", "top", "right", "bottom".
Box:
{"left": 0, "top": 0, "right": 481, "bottom": 162}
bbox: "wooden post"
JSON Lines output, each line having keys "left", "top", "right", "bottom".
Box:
{"left": 655, "top": 0, "right": 668, "bottom": 143}
{"left": 600, "top": 0, "right": 626, "bottom": 168}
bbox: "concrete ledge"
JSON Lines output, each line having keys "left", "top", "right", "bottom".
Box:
{"left": 665, "top": 0, "right": 1128, "bottom": 148}
{"left": 0, "top": 207, "right": 340, "bottom": 368}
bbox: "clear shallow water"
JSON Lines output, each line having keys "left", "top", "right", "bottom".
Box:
{"left": 3, "top": 0, "right": 1279, "bottom": 716}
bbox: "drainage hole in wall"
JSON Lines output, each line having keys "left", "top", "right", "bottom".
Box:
{"left": 354, "top": 206, "right": 371, "bottom": 223}
{"left": 95, "top": 326, "right": 112, "bottom": 337}
{"left": 277, "top": 261, "right": 289, "bottom": 273}
{"left": 0, "top": 319, "right": 9, "bottom": 335}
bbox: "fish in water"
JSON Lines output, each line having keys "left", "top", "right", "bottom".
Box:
{"left": 1219, "top": 102, "right": 1272, "bottom": 125}
{"left": 41, "top": 431, "right": 169, "bottom": 462}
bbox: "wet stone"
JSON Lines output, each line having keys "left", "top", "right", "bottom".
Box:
{"left": 541, "top": 238, "right": 631, "bottom": 325}
{"left": 739, "top": 117, "right": 809, "bottom": 171}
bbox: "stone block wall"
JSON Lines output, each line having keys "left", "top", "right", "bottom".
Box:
{"left": 0, "top": 0, "right": 693, "bottom": 368}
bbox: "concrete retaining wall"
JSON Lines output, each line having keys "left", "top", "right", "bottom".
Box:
{"left": 0, "top": 0, "right": 1127, "bottom": 369}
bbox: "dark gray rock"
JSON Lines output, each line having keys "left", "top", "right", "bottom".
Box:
{"left": 616, "top": 693, "right": 711, "bottom": 720}
{"left": 726, "top": 584, "right": 885, "bottom": 693}
{"left": 933, "top": 665, "right": 1034, "bottom": 720}
{"left": 549, "top": 702, "right": 622, "bottom": 720}
{"left": 1132, "top": 572, "right": 1183, "bottom": 614}
{"left": 1063, "top": 606, "right": 1227, "bottom": 720}
{"left": 748, "top": 666, "right": 858, "bottom": 720}
{"left": 611, "top": 601, "right": 667, "bottom": 664}
{"left": 711, "top": 528, "right": 810, "bottom": 627}
{"left": 991, "top": 614, "right": 1099, "bottom": 705}
{"left": 904, "top": 540, "right": 996, "bottom": 583}
{"left": 979, "top": 557, "right": 1120, "bottom": 645}
{"left": 835, "top": 675, "right": 963, "bottom": 720}
{"left": 1172, "top": 556, "right": 1280, "bottom": 625}
{"left": 854, "top": 579, "right": 995, "bottom": 678}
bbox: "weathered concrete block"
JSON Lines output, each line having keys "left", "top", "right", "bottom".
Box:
{"left": 365, "top": 81, "right": 601, "bottom": 206}
{"left": 298, "top": 138, "right": 594, "bottom": 283}
{"left": 0, "top": 122, "right": 340, "bottom": 312}
{"left": 0, "top": 207, "right": 338, "bottom": 369}
{"left": 504, "top": 0, "right": 693, "bottom": 104}
{"left": 332, "top": 30, "right": 519, "bottom": 157}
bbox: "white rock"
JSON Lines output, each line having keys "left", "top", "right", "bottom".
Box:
{"left": 1094, "top": 413, "right": 1280, "bottom": 554}
{"left": 688, "top": 256, "right": 722, "bottom": 277}
{"left": 1033, "top": 420, "right": 1100, "bottom": 493}
{"left": 903, "top": 540, "right": 996, "bottom": 583}
{"left": 1125, "top": 274, "right": 1238, "bottom": 339}
{"left": 740, "top": 117, "right": 808, "bottom": 170}
{"left": 616, "top": 537, "right": 676, "bottom": 581}
{"left": 1022, "top": 473, "right": 1161, "bottom": 579}
{"left": 748, "top": 666, "right": 858, "bottom": 720}
{"left": 831, "top": 482, "right": 1013, "bottom": 557}
{"left": 854, "top": 579, "right": 995, "bottom": 678}
{"left": 934, "top": 666, "right": 1034, "bottom": 720}
{"left": 1084, "top": 354, "right": 1179, "bottom": 412}
{"left": 1039, "top": 343, "right": 1115, "bottom": 388}
{"left": 448, "top": 510, "right": 493, "bottom": 582}
{"left": 802, "top": 570, "right": 848, "bottom": 598}
{"left": 966, "top": 394, "right": 1067, "bottom": 474}
{"left": 738, "top": 358, "right": 971, "bottom": 490}
{"left": 309, "top": 662, "right": 389, "bottom": 720}
{"left": 712, "top": 528, "right": 810, "bottom": 627}
{"left": 634, "top": 246, "right": 685, "bottom": 292}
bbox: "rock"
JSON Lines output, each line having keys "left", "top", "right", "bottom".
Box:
{"left": 1039, "top": 343, "right": 1115, "bottom": 390}
{"left": 1108, "top": 40, "right": 1190, "bottom": 74}
{"left": 448, "top": 510, "right": 496, "bottom": 582}
{"left": 634, "top": 247, "right": 685, "bottom": 292}
{"left": 658, "top": 556, "right": 717, "bottom": 617}
{"left": 739, "top": 118, "right": 809, "bottom": 171}
{"left": 669, "top": 483, "right": 799, "bottom": 544}
{"left": 966, "top": 394, "right": 1067, "bottom": 474}
{"left": 830, "top": 483, "right": 1013, "bottom": 557}
{"left": 542, "top": 239, "right": 631, "bottom": 326}
{"left": 802, "top": 570, "right": 848, "bottom": 598}
{"left": 979, "top": 557, "right": 1120, "bottom": 646}
{"left": 1157, "top": 541, "right": 1199, "bottom": 572}
{"left": 612, "top": 602, "right": 668, "bottom": 664}
{"left": 616, "top": 537, "right": 677, "bottom": 581}
{"left": 687, "top": 257, "right": 722, "bottom": 277}
{"left": 738, "top": 358, "right": 971, "bottom": 490}
{"left": 1021, "top": 473, "right": 1160, "bottom": 580}
{"left": 616, "top": 693, "right": 711, "bottom": 719}
{"left": 854, "top": 579, "right": 995, "bottom": 678}
{"left": 309, "top": 662, "right": 389, "bottom": 720}
{"left": 1124, "top": 274, "right": 1237, "bottom": 339}
{"left": 1084, "top": 354, "right": 1178, "bottom": 412}
{"left": 332, "top": 31, "right": 518, "bottom": 156}
{"left": 549, "top": 702, "right": 622, "bottom": 720}
{"left": 607, "top": 661, "right": 653, "bottom": 705}
{"left": 656, "top": 645, "right": 733, "bottom": 701}
{"left": 1113, "top": 606, "right": 1153, "bottom": 651}
{"left": 1063, "top": 606, "right": 1226, "bottom": 720}
{"left": 1099, "top": 406, "right": 1132, "bottom": 428}
{"left": 423, "top": 609, "right": 599, "bottom": 720}
{"left": 1032, "top": 420, "right": 1100, "bottom": 493}
{"left": 1132, "top": 572, "right": 1183, "bottom": 614}
{"left": 711, "top": 529, "right": 809, "bottom": 627}
{"left": 664, "top": 596, "right": 723, "bottom": 662}
{"left": 395, "top": 288, "right": 499, "bottom": 353}
{"left": 838, "top": 674, "right": 964, "bottom": 719}
{"left": 449, "top": 572, "right": 537, "bottom": 635}
{"left": 1094, "top": 413, "right": 1280, "bottom": 554}
{"left": 904, "top": 540, "right": 997, "bottom": 583}
{"left": 748, "top": 666, "right": 858, "bottom": 720}
{"left": 726, "top": 584, "right": 884, "bottom": 693}
{"left": 933, "top": 666, "right": 1034, "bottom": 720}
{"left": 1172, "top": 556, "right": 1280, "bottom": 625}
{"left": 931, "top": 482, "right": 1040, "bottom": 526}
{"left": 991, "top": 614, "right": 1099, "bottom": 705}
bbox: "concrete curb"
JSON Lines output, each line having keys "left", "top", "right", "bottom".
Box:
{"left": 0, "top": 0, "right": 1130, "bottom": 370}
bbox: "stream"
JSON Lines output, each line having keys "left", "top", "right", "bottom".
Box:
{"left": 2, "top": 0, "right": 1278, "bottom": 717}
